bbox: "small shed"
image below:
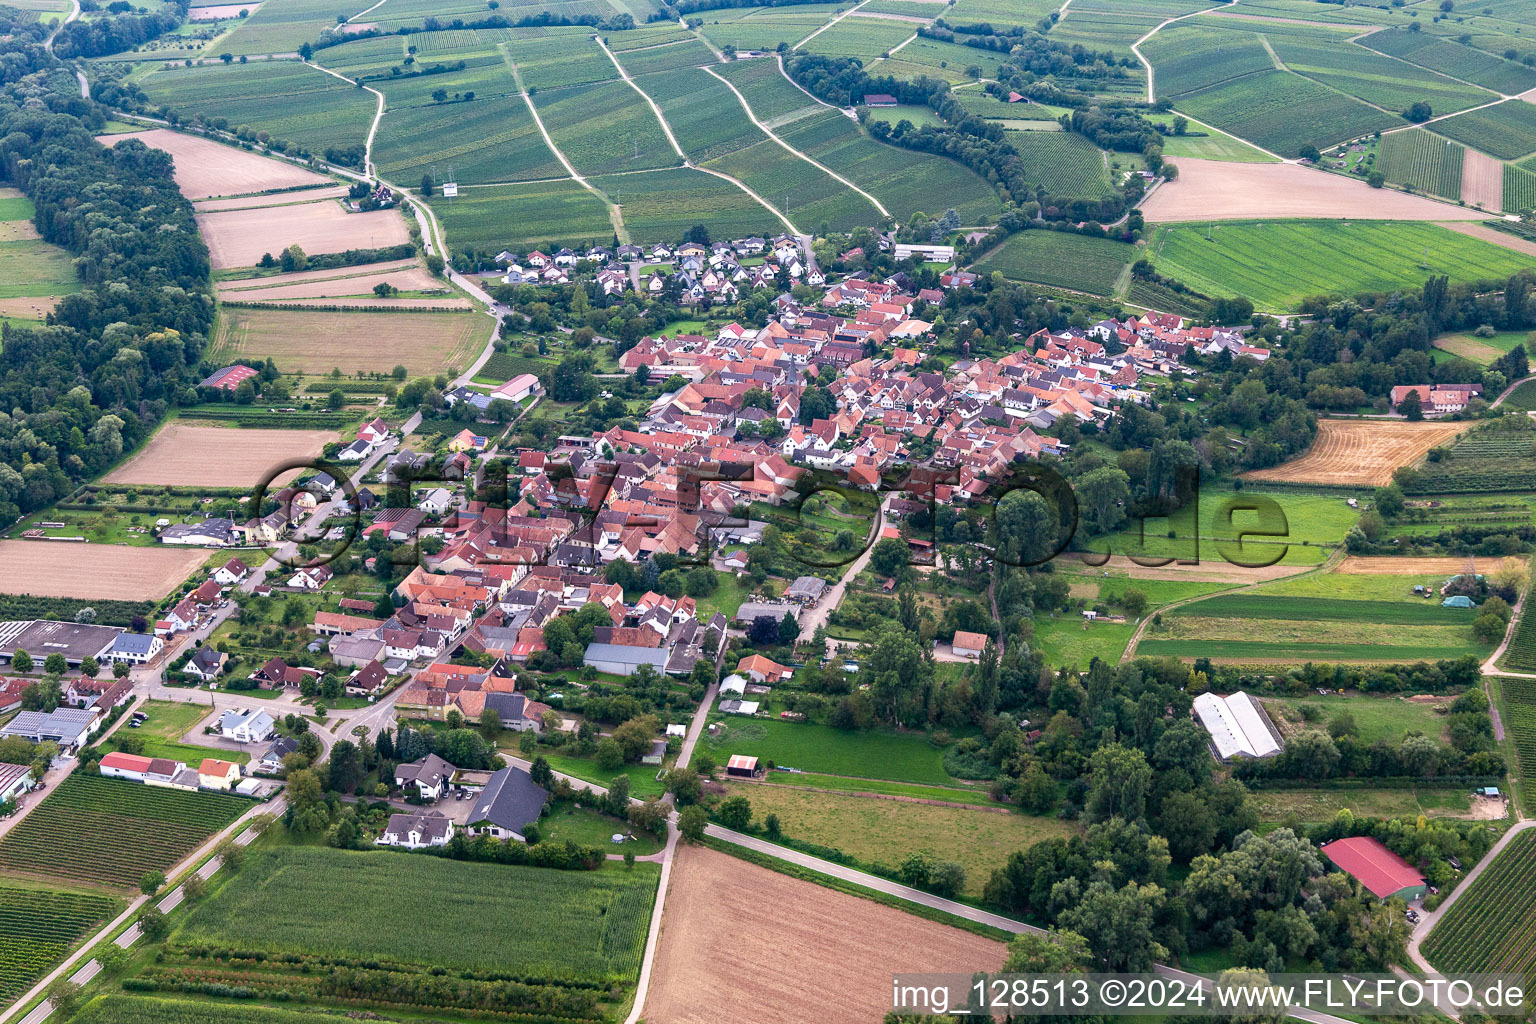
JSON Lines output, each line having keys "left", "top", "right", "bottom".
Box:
{"left": 726, "top": 754, "right": 760, "bottom": 779}
{"left": 1442, "top": 595, "right": 1474, "bottom": 608}
{"left": 1479, "top": 786, "right": 1501, "bottom": 798}
{"left": 641, "top": 739, "right": 667, "bottom": 765}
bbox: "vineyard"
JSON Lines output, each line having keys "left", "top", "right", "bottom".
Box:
{"left": 1401, "top": 428, "right": 1536, "bottom": 494}
{"left": 1496, "top": 676, "right": 1536, "bottom": 814}
{"left": 1422, "top": 830, "right": 1536, "bottom": 975}
{"left": 0, "top": 883, "right": 120, "bottom": 1003}
{"left": 1376, "top": 130, "right": 1464, "bottom": 200}
{"left": 175, "top": 847, "right": 658, "bottom": 985}
{"left": 71, "top": 995, "right": 381, "bottom": 1024}
{"left": 1428, "top": 100, "right": 1536, "bottom": 162}
{"left": 1008, "top": 131, "right": 1116, "bottom": 201}
{"left": 972, "top": 230, "right": 1134, "bottom": 296}
{"left": 1506, "top": 163, "right": 1536, "bottom": 215}
{"left": 0, "top": 775, "right": 247, "bottom": 888}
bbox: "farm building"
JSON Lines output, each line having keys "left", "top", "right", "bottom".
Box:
{"left": 377, "top": 810, "right": 454, "bottom": 850}
{"left": 734, "top": 601, "right": 798, "bottom": 625}
{"left": 200, "top": 365, "right": 260, "bottom": 391}
{"left": 642, "top": 738, "right": 668, "bottom": 765}
{"left": 0, "top": 761, "right": 30, "bottom": 802}
{"left": 785, "top": 576, "right": 828, "bottom": 604}
{"left": 464, "top": 765, "right": 548, "bottom": 841}
{"left": 0, "top": 707, "right": 98, "bottom": 749}
{"left": 726, "top": 754, "right": 761, "bottom": 779}
{"left": 493, "top": 373, "right": 541, "bottom": 403}
{"left": 951, "top": 630, "right": 990, "bottom": 659}
{"left": 1193, "top": 691, "right": 1282, "bottom": 760}
{"left": 583, "top": 643, "right": 670, "bottom": 676}
{"left": 1320, "top": 837, "right": 1426, "bottom": 900}
{"left": 0, "top": 620, "right": 122, "bottom": 667}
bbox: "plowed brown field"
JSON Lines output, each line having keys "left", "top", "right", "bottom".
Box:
{"left": 1337, "top": 555, "right": 1519, "bottom": 574}
{"left": 98, "top": 130, "right": 330, "bottom": 199}
{"left": 0, "top": 541, "right": 208, "bottom": 600}
{"left": 1243, "top": 419, "right": 1471, "bottom": 487}
{"left": 643, "top": 845, "right": 1007, "bottom": 1024}
{"left": 104, "top": 422, "right": 335, "bottom": 488}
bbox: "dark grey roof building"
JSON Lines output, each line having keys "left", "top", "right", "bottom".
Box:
{"left": 466, "top": 765, "right": 548, "bottom": 841}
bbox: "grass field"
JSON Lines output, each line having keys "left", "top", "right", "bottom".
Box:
{"left": 972, "top": 230, "right": 1134, "bottom": 296}
{"left": 428, "top": 179, "right": 615, "bottom": 250}
{"left": 211, "top": 306, "right": 488, "bottom": 376}
{"left": 175, "top": 846, "right": 658, "bottom": 982}
{"left": 0, "top": 774, "right": 247, "bottom": 889}
{"left": 98, "top": 700, "right": 249, "bottom": 766}
{"left": 135, "top": 60, "right": 374, "bottom": 158}
{"left": 1033, "top": 614, "right": 1138, "bottom": 669}
{"left": 1144, "top": 112, "right": 1277, "bottom": 163}
{"left": 1146, "top": 220, "right": 1533, "bottom": 310}
{"left": 1423, "top": 829, "right": 1536, "bottom": 975}
{"left": 1427, "top": 100, "right": 1536, "bottom": 161}
{"left": 1432, "top": 328, "right": 1531, "bottom": 365}
{"left": 0, "top": 881, "right": 121, "bottom": 1004}
{"left": 1141, "top": 608, "right": 1486, "bottom": 662}
{"left": 0, "top": 187, "right": 82, "bottom": 327}
{"left": 1251, "top": 786, "right": 1473, "bottom": 823}
{"left": 1376, "top": 128, "right": 1464, "bottom": 200}
{"left": 1261, "top": 693, "right": 1449, "bottom": 744}
{"left": 722, "top": 783, "right": 1073, "bottom": 897}
{"left": 700, "top": 717, "right": 956, "bottom": 785}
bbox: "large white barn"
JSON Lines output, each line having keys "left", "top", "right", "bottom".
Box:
{"left": 1193, "top": 691, "right": 1282, "bottom": 760}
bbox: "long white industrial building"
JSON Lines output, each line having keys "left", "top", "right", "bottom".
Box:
{"left": 1193, "top": 691, "right": 1283, "bottom": 760}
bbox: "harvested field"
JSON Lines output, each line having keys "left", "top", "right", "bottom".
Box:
{"left": 0, "top": 219, "right": 39, "bottom": 242}
{"left": 1336, "top": 555, "right": 1520, "bottom": 575}
{"left": 197, "top": 198, "right": 410, "bottom": 270}
{"left": 0, "top": 295, "right": 64, "bottom": 321}
{"left": 193, "top": 185, "right": 350, "bottom": 211}
{"left": 103, "top": 422, "right": 335, "bottom": 488}
{"left": 211, "top": 306, "right": 488, "bottom": 375}
{"left": 216, "top": 258, "right": 418, "bottom": 286}
{"left": 189, "top": 2, "right": 261, "bottom": 17}
{"left": 0, "top": 541, "right": 207, "bottom": 601}
{"left": 643, "top": 845, "right": 1006, "bottom": 1024}
{"left": 1438, "top": 220, "right": 1536, "bottom": 259}
{"left": 1433, "top": 334, "right": 1504, "bottom": 362}
{"left": 1461, "top": 148, "right": 1504, "bottom": 212}
{"left": 217, "top": 265, "right": 464, "bottom": 306}
{"left": 1243, "top": 419, "right": 1472, "bottom": 487}
{"left": 1140, "top": 157, "right": 1485, "bottom": 222}
{"left": 98, "top": 129, "right": 330, "bottom": 199}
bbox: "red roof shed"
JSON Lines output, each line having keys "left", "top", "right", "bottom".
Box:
{"left": 1320, "top": 837, "right": 1425, "bottom": 899}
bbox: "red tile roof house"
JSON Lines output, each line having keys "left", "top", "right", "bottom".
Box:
{"left": 1319, "top": 837, "right": 1426, "bottom": 900}
{"left": 951, "top": 630, "right": 990, "bottom": 659}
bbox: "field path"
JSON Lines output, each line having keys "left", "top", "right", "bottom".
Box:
{"left": 704, "top": 64, "right": 890, "bottom": 219}
{"left": 1405, "top": 819, "right": 1536, "bottom": 974}
{"left": 1132, "top": 0, "right": 1235, "bottom": 104}
{"left": 2, "top": 798, "right": 284, "bottom": 1024}
{"left": 795, "top": 0, "right": 872, "bottom": 48}
{"left": 500, "top": 54, "right": 629, "bottom": 242}
{"left": 596, "top": 37, "right": 800, "bottom": 235}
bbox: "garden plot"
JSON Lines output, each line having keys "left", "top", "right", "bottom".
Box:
{"left": 103, "top": 421, "right": 336, "bottom": 488}
{"left": 97, "top": 129, "right": 331, "bottom": 199}
{"left": 0, "top": 541, "right": 208, "bottom": 601}
{"left": 642, "top": 845, "right": 1006, "bottom": 1024}
{"left": 1243, "top": 419, "right": 1471, "bottom": 487}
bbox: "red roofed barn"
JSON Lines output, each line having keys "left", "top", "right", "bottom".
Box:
{"left": 1320, "top": 837, "right": 1425, "bottom": 900}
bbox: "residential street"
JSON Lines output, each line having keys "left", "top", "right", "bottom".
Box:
{"left": 793, "top": 494, "right": 888, "bottom": 651}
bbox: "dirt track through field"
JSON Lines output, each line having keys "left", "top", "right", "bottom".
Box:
{"left": 194, "top": 185, "right": 351, "bottom": 212}
{"left": 1140, "top": 158, "right": 1487, "bottom": 223}
{"left": 642, "top": 845, "right": 1006, "bottom": 1024}
{"left": 0, "top": 541, "right": 209, "bottom": 601}
{"left": 98, "top": 130, "right": 330, "bottom": 199}
{"left": 197, "top": 198, "right": 410, "bottom": 270}
{"left": 1438, "top": 220, "right": 1536, "bottom": 258}
{"left": 1460, "top": 149, "right": 1504, "bottom": 212}
{"left": 1056, "top": 553, "right": 1309, "bottom": 584}
{"left": 1337, "top": 555, "right": 1519, "bottom": 575}
{"left": 1243, "top": 419, "right": 1472, "bottom": 487}
{"left": 103, "top": 422, "right": 335, "bottom": 488}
